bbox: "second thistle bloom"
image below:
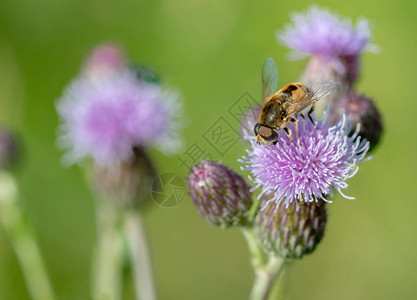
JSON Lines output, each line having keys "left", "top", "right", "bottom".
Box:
{"left": 188, "top": 160, "right": 252, "bottom": 228}
{"left": 278, "top": 6, "right": 377, "bottom": 86}
{"left": 241, "top": 109, "right": 370, "bottom": 209}
{"left": 57, "top": 71, "right": 182, "bottom": 166}
{"left": 278, "top": 6, "right": 374, "bottom": 60}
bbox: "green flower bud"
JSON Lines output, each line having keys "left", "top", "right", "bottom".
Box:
{"left": 254, "top": 197, "right": 327, "bottom": 259}
{"left": 188, "top": 160, "right": 252, "bottom": 228}
{"left": 330, "top": 91, "right": 383, "bottom": 151}
{"left": 88, "top": 147, "right": 156, "bottom": 208}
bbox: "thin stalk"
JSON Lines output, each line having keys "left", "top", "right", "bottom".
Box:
{"left": 123, "top": 210, "right": 156, "bottom": 300}
{"left": 241, "top": 227, "right": 286, "bottom": 300}
{"left": 0, "top": 171, "right": 55, "bottom": 300}
{"left": 250, "top": 256, "right": 285, "bottom": 300}
{"left": 92, "top": 201, "right": 124, "bottom": 300}
{"left": 269, "top": 262, "right": 291, "bottom": 300}
{"left": 241, "top": 227, "right": 264, "bottom": 270}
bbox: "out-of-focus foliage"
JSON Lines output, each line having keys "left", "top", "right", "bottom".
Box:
{"left": 0, "top": 0, "right": 415, "bottom": 299}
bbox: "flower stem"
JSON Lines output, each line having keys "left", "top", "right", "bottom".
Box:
{"left": 250, "top": 257, "right": 285, "bottom": 300}
{"left": 92, "top": 201, "right": 124, "bottom": 300}
{"left": 0, "top": 171, "right": 55, "bottom": 300}
{"left": 241, "top": 227, "right": 286, "bottom": 300}
{"left": 123, "top": 210, "right": 156, "bottom": 300}
{"left": 241, "top": 227, "right": 264, "bottom": 270}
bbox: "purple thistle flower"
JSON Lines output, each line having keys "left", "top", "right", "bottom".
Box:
{"left": 56, "top": 71, "right": 182, "bottom": 166}
{"left": 188, "top": 160, "right": 252, "bottom": 228}
{"left": 277, "top": 6, "right": 377, "bottom": 60}
{"left": 240, "top": 108, "right": 370, "bottom": 209}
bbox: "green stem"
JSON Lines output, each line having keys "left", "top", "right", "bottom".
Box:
{"left": 269, "top": 262, "right": 291, "bottom": 300}
{"left": 92, "top": 201, "right": 124, "bottom": 300}
{"left": 250, "top": 256, "right": 285, "bottom": 300}
{"left": 123, "top": 210, "right": 156, "bottom": 300}
{"left": 0, "top": 171, "right": 55, "bottom": 300}
{"left": 241, "top": 227, "right": 286, "bottom": 300}
{"left": 241, "top": 227, "right": 264, "bottom": 270}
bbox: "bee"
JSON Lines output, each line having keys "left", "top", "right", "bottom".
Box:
{"left": 254, "top": 57, "right": 338, "bottom": 145}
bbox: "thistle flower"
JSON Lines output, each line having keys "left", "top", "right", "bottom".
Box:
{"left": 254, "top": 196, "right": 327, "bottom": 259}
{"left": 56, "top": 70, "right": 182, "bottom": 167}
{"left": 188, "top": 160, "right": 252, "bottom": 228}
{"left": 240, "top": 109, "right": 370, "bottom": 209}
{"left": 278, "top": 6, "right": 375, "bottom": 60}
{"left": 278, "top": 6, "right": 377, "bottom": 86}
{"left": 330, "top": 91, "right": 383, "bottom": 150}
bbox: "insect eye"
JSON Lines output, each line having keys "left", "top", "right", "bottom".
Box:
{"left": 254, "top": 123, "right": 261, "bottom": 136}
{"left": 254, "top": 123, "right": 278, "bottom": 142}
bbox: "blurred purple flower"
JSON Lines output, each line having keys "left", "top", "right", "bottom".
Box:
{"left": 82, "top": 44, "right": 126, "bottom": 81}
{"left": 240, "top": 109, "right": 370, "bottom": 209}
{"left": 277, "top": 6, "right": 377, "bottom": 60}
{"left": 57, "top": 71, "right": 182, "bottom": 166}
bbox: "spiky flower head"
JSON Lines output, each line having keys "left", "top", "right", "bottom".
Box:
{"left": 56, "top": 70, "right": 182, "bottom": 166}
{"left": 254, "top": 196, "right": 327, "bottom": 259}
{"left": 278, "top": 6, "right": 375, "bottom": 60}
{"left": 188, "top": 160, "right": 252, "bottom": 228}
{"left": 278, "top": 6, "right": 377, "bottom": 87}
{"left": 240, "top": 109, "right": 370, "bottom": 209}
{"left": 330, "top": 91, "right": 383, "bottom": 150}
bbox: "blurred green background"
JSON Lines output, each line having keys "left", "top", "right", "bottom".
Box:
{"left": 0, "top": 0, "right": 415, "bottom": 299}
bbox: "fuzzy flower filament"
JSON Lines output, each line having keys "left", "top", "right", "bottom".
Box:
{"left": 241, "top": 110, "right": 370, "bottom": 209}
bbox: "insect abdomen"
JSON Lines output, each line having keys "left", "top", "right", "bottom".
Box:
{"left": 279, "top": 83, "right": 307, "bottom": 103}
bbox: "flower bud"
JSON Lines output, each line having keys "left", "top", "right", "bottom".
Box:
{"left": 130, "top": 64, "right": 160, "bottom": 85}
{"left": 341, "top": 54, "right": 360, "bottom": 85}
{"left": 300, "top": 55, "right": 360, "bottom": 87}
{"left": 299, "top": 56, "right": 350, "bottom": 112}
{"left": 254, "top": 197, "right": 327, "bottom": 259}
{"left": 88, "top": 147, "right": 156, "bottom": 208}
{"left": 330, "top": 91, "right": 383, "bottom": 150}
{"left": 188, "top": 160, "right": 252, "bottom": 228}
{"left": 82, "top": 44, "right": 126, "bottom": 81}
{"left": 0, "top": 128, "right": 19, "bottom": 169}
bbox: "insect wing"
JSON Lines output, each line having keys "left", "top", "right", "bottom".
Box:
{"left": 262, "top": 57, "right": 278, "bottom": 102}
{"left": 308, "top": 80, "right": 338, "bottom": 101}
{"left": 286, "top": 80, "right": 338, "bottom": 117}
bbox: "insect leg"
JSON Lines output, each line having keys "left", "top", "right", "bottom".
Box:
{"left": 290, "top": 118, "right": 298, "bottom": 138}
{"left": 283, "top": 127, "right": 293, "bottom": 142}
{"left": 307, "top": 103, "right": 316, "bottom": 124}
